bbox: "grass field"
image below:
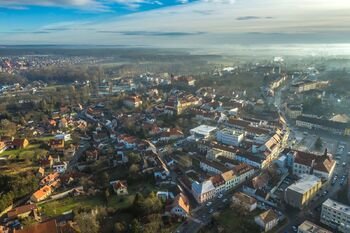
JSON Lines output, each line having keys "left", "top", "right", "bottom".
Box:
{"left": 0, "top": 144, "right": 41, "bottom": 159}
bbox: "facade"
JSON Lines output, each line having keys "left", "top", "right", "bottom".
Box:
{"left": 291, "top": 150, "right": 336, "bottom": 180}
{"left": 255, "top": 209, "right": 279, "bottom": 232}
{"left": 53, "top": 162, "right": 67, "bottom": 173}
{"left": 216, "top": 128, "right": 244, "bottom": 146}
{"left": 285, "top": 104, "right": 303, "bottom": 119}
{"left": 191, "top": 180, "right": 216, "bottom": 203}
{"left": 298, "top": 220, "right": 333, "bottom": 233}
{"left": 296, "top": 115, "right": 350, "bottom": 136}
{"left": 284, "top": 174, "right": 322, "bottom": 209}
{"left": 170, "top": 193, "right": 190, "bottom": 217}
{"left": 123, "top": 96, "right": 142, "bottom": 108}
{"left": 7, "top": 204, "right": 38, "bottom": 220}
{"left": 320, "top": 199, "right": 350, "bottom": 233}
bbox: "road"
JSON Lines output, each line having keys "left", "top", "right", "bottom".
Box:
{"left": 175, "top": 193, "right": 231, "bottom": 233}
{"left": 279, "top": 139, "right": 350, "bottom": 233}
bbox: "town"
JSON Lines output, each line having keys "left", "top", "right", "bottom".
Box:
{"left": 0, "top": 52, "right": 349, "bottom": 233}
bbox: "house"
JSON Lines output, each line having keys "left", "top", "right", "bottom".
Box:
{"left": 12, "top": 138, "right": 29, "bottom": 149}
{"left": 7, "top": 204, "right": 38, "bottom": 220}
{"left": 37, "top": 167, "right": 45, "bottom": 177}
{"left": 30, "top": 185, "right": 53, "bottom": 202}
{"left": 13, "top": 220, "right": 59, "bottom": 233}
{"left": 85, "top": 150, "right": 99, "bottom": 161}
{"left": 232, "top": 192, "right": 257, "bottom": 212}
{"left": 39, "top": 155, "right": 54, "bottom": 168}
{"left": 298, "top": 220, "right": 333, "bottom": 233}
{"left": 40, "top": 172, "right": 59, "bottom": 186}
{"left": 123, "top": 95, "right": 143, "bottom": 108}
{"left": 0, "top": 140, "right": 7, "bottom": 153}
{"left": 255, "top": 209, "right": 279, "bottom": 232}
{"left": 170, "top": 193, "right": 190, "bottom": 217}
{"left": 111, "top": 180, "right": 128, "bottom": 195}
{"left": 50, "top": 139, "right": 65, "bottom": 150}
{"left": 53, "top": 162, "right": 68, "bottom": 173}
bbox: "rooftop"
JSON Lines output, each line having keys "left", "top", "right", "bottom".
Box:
{"left": 298, "top": 220, "right": 333, "bottom": 233}
{"left": 323, "top": 198, "right": 350, "bottom": 215}
{"left": 190, "top": 125, "right": 217, "bottom": 136}
{"left": 287, "top": 174, "right": 321, "bottom": 194}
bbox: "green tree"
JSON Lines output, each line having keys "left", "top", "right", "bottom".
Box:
{"left": 128, "top": 153, "right": 141, "bottom": 164}
{"left": 129, "top": 164, "right": 140, "bottom": 176}
{"left": 130, "top": 219, "right": 142, "bottom": 233}
{"left": 114, "top": 222, "right": 126, "bottom": 233}
{"left": 74, "top": 212, "right": 100, "bottom": 233}
{"left": 315, "top": 137, "right": 323, "bottom": 150}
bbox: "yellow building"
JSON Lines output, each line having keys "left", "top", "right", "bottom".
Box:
{"left": 284, "top": 174, "right": 322, "bottom": 209}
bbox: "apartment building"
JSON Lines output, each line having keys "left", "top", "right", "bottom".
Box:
{"left": 320, "top": 199, "right": 350, "bottom": 233}
{"left": 216, "top": 128, "right": 244, "bottom": 146}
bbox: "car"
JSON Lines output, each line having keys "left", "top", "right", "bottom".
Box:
{"left": 218, "top": 194, "right": 223, "bottom": 199}
{"left": 206, "top": 202, "right": 212, "bottom": 207}
{"left": 208, "top": 208, "right": 214, "bottom": 214}
{"left": 222, "top": 198, "right": 228, "bottom": 203}
{"left": 292, "top": 226, "right": 298, "bottom": 232}
{"left": 343, "top": 162, "right": 346, "bottom": 166}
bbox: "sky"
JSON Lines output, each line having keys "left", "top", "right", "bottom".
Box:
{"left": 1, "top": 0, "right": 350, "bottom": 49}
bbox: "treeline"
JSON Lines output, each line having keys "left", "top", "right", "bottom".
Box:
{"left": 25, "top": 66, "right": 103, "bottom": 83}
{"left": 0, "top": 173, "right": 39, "bottom": 212}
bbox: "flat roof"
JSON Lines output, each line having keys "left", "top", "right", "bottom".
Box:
{"left": 287, "top": 174, "right": 321, "bottom": 194}
{"left": 190, "top": 125, "right": 217, "bottom": 135}
{"left": 298, "top": 220, "right": 333, "bottom": 233}
{"left": 323, "top": 198, "right": 350, "bottom": 216}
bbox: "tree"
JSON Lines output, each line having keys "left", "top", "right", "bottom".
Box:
{"left": 128, "top": 153, "right": 141, "bottom": 164}
{"left": 0, "top": 119, "right": 16, "bottom": 137}
{"left": 315, "top": 137, "right": 323, "bottom": 150}
{"left": 99, "top": 171, "right": 110, "bottom": 188}
{"left": 104, "top": 188, "right": 110, "bottom": 202}
{"left": 74, "top": 212, "right": 100, "bottom": 233}
{"left": 130, "top": 219, "right": 142, "bottom": 233}
{"left": 129, "top": 164, "right": 140, "bottom": 176}
{"left": 114, "top": 222, "right": 126, "bottom": 233}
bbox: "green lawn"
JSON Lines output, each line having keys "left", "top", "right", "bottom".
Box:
{"left": 0, "top": 144, "right": 41, "bottom": 159}
{"left": 39, "top": 195, "right": 105, "bottom": 217}
{"left": 217, "top": 208, "right": 263, "bottom": 233}
{"left": 34, "top": 136, "right": 55, "bottom": 141}
{"left": 39, "top": 193, "right": 136, "bottom": 218}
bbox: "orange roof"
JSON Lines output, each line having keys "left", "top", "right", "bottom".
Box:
{"left": 32, "top": 185, "right": 52, "bottom": 201}
{"left": 173, "top": 193, "right": 190, "bottom": 214}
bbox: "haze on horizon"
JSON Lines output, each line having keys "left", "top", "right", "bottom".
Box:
{"left": 1, "top": 0, "right": 350, "bottom": 55}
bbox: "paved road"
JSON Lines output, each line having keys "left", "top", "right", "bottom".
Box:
{"left": 279, "top": 140, "right": 350, "bottom": 233}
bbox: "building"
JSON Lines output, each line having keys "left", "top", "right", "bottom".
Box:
{"left": 320, "top": 198, "right": 350, "bottom": 233}
{"left": 123, "top": 95, "right": 143, "bottom": 108}
{"left": 284, "top": 174, "right": 322, "bottom": 209}
{"left": 255, "top": 209, "right": 279, "bottom": 232}
{"left": 190, "top": 125, "right": 217, "bottom": 140}
{"left": 291, "top": 150, "right": 336, "bottom": 180}
{"left": 296, "top": 115, "right": 350, "bottom": 136}
{"left": 12, "top": 138, "right": 29, "bottom": 149}
{"left": 170, "top": 193, "right": 190, "bottom": 218}
{"left": 50, "top": 139, "right": 65, "bottom": 150}
{"left": 111, "top": 180, "right": 128, "bottom": 195}
{"left": 7, "top": 204, "right": 38, "bottom": 220}
{"left": 292, "top": 80, "right": 329, "bottom": 93}
{"left": 199, "top": 158, "right": 230, "bottom": 175}
{"left": 191, "top": 180, "right": 216, "bottom": 203}
{"left": 53, "top": 162, "right": 67, "bottom": 173}
{"left": 13, "top": 220, "right": 59, "bottom": 233}
{"left": 216, "top": 128, "right": 244, "bottom": 146}
{"left": 232, "top": 192, "right": 257, "bottom": 212}
{"left": 298, "top": 220, "right": 333, "bottom": 233}
{"left": 30, "top": 185, "right": 53, "bottom": 202}
{"left": 285, "top": 104, "right": 303, "bottom": 119}
{"left": 0, "top": 140, "right": 7, "bottom": 153}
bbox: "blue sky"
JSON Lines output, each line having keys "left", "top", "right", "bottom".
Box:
{"left": 1, "top": 0, "right": 350, "bottom": 47}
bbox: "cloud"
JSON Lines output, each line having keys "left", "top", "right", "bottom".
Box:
{"left": 236, "top": 16, "right": 273, "bottom": 20}
{"left": 97, "top": 30, "right": 206, "bottom": 36}
{"left": 0, "top": 0, "right": 109, "bottom": 11}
